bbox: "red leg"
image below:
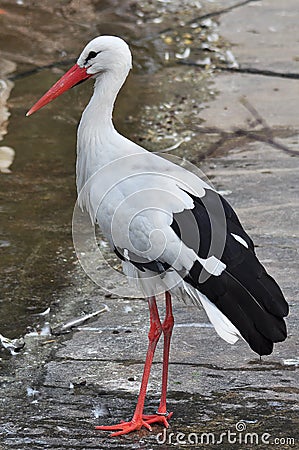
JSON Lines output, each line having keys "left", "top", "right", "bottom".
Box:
{"left": 159, "top": 291, "right": 174, "bottom": 414}
{"left": 96, "top": 296, "right": 163, "bottom": 437}
{"left": 143, "top": 291, "right": 174, "bottom": 427}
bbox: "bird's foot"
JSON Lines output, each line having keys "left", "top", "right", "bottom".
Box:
{"left": 96, "top": 417, "right": 152, "bottom": 437}
{"left": 95, "top": 412, "right": 173, "bottom": 437}
{"left": 142, "top": 411, "right": 173, "bottom": 427}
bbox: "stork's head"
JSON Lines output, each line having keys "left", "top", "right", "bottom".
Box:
{"left": 78, "top": 35, "right": 132, "bottom": 76}
{"left": 26, "top": 36, "right": 132, "bottom": 116}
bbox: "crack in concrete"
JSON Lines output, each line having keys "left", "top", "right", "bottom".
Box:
{"left": 54, "top": 357, "right": 297, "bottom": 372}
{"left": 188, "top": 97, "right": 299, "bottom": 159}
{"left": 179, "top": 60, "right": 299, "bottom": 81}
{"left": 220, "top": 65, "right": 299, "bottom": 80}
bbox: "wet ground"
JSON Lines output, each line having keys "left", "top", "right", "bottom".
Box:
{"left": 0, "top": 0, "right": 298, "bottom": 449}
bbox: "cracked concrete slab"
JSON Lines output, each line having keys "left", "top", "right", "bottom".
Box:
{"left": 201, "top": 0, "right": 299, "bottom": 129}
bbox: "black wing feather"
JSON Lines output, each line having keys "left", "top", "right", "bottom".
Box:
{"left": 172, "top": 188, "right": 288, "bottom": 356}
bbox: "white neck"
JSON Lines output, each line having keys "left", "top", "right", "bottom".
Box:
{"left": 76, "top": 69, "right": 130, "bottom": 192}
{"left": 81, "top": 71, "right": 124, "bottom": 132}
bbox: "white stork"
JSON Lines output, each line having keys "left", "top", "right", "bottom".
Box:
{"left": 27, "top": 36, "right": 288, "bottom": 437}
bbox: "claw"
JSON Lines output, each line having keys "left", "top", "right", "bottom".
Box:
{"left": 142, "top": 411, "right": 173, "bottom": 428}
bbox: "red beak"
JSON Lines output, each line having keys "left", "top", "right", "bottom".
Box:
{"left": 26, "top": 64, "right": 92, "bottom": 116}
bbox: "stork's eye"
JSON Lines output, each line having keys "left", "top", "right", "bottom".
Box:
{"left": 88, "top": 51, "right": 98, "bottom": 60}
{"left": 84, "top": 50, "right": 100, "bottom": 65}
